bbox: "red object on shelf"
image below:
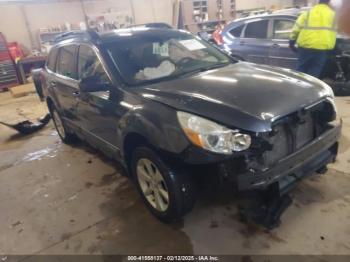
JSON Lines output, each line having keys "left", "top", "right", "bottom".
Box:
{"left": 0, "top": 33, "right": 20, "bottom": 91}
{"left": 212, "top": 27, "right": 223, "bottom": 45}
{"left": 7, "top": 42, "right": 24, "bottom": 62}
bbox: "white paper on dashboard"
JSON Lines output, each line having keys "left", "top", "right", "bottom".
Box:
{"left": 179, "top": 39, "right": 206, "bottom": 51}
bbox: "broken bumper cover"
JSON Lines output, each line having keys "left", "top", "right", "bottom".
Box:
{"left": 237, "top": 123, "right": 342, "bottom": 192}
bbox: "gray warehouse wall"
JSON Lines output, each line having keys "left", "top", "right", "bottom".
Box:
{"left": 130, "top": 0, "right": 173, "bottom": 25}
{"left": 0, "top": 2, "right": 85, "bottom": 49}
{"left": 236, "top": 0, "right": 294, "bottom": 11}
{"left": 0, "top": 0, "right": 174, "bottom": 50}
{"left": 0, "top": 5, "right": 32, "bottom": 50}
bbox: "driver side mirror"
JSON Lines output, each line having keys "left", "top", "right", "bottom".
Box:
{"left": 79, "top": 76, "right": 111, "bottom": 93}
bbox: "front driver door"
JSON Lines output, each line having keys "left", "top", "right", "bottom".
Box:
{"left": 53, "top": 44, "right": 81, "bottom": 126}
{"left": 76, "top": 44, "right": 122, "bottom": 156}
{"left": 269, "top": 18, "right": 298, "bottom": 69}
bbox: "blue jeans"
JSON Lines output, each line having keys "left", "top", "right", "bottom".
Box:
{"left": 297, "top": 48, "right": 329, "bottom": 78}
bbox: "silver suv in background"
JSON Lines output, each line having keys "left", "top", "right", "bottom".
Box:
{"left": 220, "top": 12, "right": 350, "bottom": 95}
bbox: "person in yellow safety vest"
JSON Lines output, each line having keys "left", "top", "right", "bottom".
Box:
{"left": 289, "top": 0, "right": 337, "bottom": 78}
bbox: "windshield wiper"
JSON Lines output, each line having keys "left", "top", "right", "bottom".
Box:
{"left": 178, "top": 62, "right": 231, "bottom": 78}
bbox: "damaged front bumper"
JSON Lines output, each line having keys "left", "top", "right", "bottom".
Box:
{"left": 233, "top": 122, "right": 342, "bottom": 193}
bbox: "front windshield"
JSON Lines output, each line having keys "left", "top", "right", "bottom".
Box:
{"left": 104, "top": 30, "right": 231, "bottom": 86}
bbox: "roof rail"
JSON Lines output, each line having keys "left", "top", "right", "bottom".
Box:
{"left": 53, "top": 29, "right": 100, "bottom": 43}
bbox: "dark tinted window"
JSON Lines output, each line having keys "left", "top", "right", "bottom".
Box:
{"left": 244, "top": 20, "right": 268, "bottom": 39}
{"left": 47, "top": 48, "right": 58, "bottom": 71}
{"left": 273, "top": 19, "right": 294, "bottom": 39}
{"left": 56, "top": 45, "right": 77, "bottom": 79}
{"left": 78, "top": 45, "right": 110, "bottom": 84}
{"left": 229, "top": 24, "right": 244, "bottom": 38}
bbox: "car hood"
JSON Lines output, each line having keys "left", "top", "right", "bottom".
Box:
{"left": 134, "top": 62, "right": 332, "bottom": 132}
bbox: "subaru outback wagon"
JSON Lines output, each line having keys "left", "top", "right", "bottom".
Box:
{"left": 41, "top": 28, "right": 341, "bottom": 221}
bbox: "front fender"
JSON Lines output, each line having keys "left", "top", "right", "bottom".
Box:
{"left": 117, "top": 100, "right": 190, "bottom": 158}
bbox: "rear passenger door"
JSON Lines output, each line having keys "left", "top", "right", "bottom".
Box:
{"left": 239, "top": 18, "right": 271, "bottom": 64}
{"left": 269, "top": 18, "right": 298, "bottom": 69}
{"left": 52, "top": 44, "right": 80, "bottom": 126}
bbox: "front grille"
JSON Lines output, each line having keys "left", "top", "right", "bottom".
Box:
{"left": 262, "top": 100, "right": 334, "bottom": 167}
{"left": 263, "top": 124, "right": 291, "bottom": 166}
{"left": 295, "top": 113, "right": 314, "bottom": 150}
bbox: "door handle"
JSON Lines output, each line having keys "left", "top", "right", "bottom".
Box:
{"left": 272, "top": 43, "right": 280, "bottom": 48}
{"left": 239, "top": 41, "right": 245, "bottom": 45}
{"left": 72, "top": 91, "right": 80, "bottom": 96}
{"left": 49, "top": 81, "right": 56, "bottom": 87}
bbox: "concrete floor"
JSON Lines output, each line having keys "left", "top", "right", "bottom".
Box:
{"left": 1, "top": 88, "right": 350, "bottom": 256}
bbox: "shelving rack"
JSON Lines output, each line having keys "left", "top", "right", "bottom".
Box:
{"left": 0, "top": 33, "right": 19, "bottom": 91}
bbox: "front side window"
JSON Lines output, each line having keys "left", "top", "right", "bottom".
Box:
{"left": 244, "top": 20, "right": 268, "bottom": 39}
{"left": 105, "top": 30, "right": 231, "bottom": 86}
{"left": 47, "top": 48, "right": 58, "bottom": 71}
{"left": 78, "top": 45, "right": 110, "bottom": 85}
{"left": 56, "top": 45, "right": 77, "bottom": 79}
{"left": 273, "top": 20, "right": 294, "bottom": 39}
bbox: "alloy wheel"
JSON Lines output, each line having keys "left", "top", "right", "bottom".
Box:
{"left": 136, "top": 158, "right": 169, "bottom": 212}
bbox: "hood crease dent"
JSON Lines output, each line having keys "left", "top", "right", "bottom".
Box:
{"left": 135, "top": 62, "right": 332, "bottom": 132}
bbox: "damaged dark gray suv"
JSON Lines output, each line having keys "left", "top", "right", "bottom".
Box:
{"left": 41, "top": 28, "right": 341, "bottom": 223}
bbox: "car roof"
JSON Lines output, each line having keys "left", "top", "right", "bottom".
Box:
{"left": 98, "top": 28, "right": 187, "bottom": 43}
{"left": 273, "top": 7, "right": 310, "bottom": 15}
{"left": 126, "top": 23, "right": 173, "bottom": 29}
{"left": 232, "top": 7, "right": 309, "bottom": 23}
{"left": 52, "top": 28, "right": 188, "bottom": 47}
{"left": 233, "top": 13, "right": 297, "bottom": 23}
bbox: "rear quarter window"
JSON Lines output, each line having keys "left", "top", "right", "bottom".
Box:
{"left": 229, "top": 24, "right": 245, "bottom": 38}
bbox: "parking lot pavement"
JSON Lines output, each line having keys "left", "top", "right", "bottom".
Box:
{"left": 1, "top": 90, "right": 350, "bottom": 256}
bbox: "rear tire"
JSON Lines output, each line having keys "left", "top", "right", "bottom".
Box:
{"left": 131, "top": 147, "right": 196, "bottom": 222}
{"left": 50, "top": 106, "right": 78, "bottom": 144}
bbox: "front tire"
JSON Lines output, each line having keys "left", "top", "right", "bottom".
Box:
{"left": 131, "top": 147, "right": 196, "bottom": 222}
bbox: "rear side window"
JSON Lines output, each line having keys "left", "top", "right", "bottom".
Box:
{"left": 273, "top": 20, "right": 294, "bottom": 39}
{"left": 56, "top": 45, "right": 78, "bottom": 79}
{"left": 47, "top": 48, "right": 58, "bottom": 71}
{"left": 229, "top": 24, "right": 244, "bottom": 38}
{"left": 244, "top": 20, "right": 269, "bottom": 39}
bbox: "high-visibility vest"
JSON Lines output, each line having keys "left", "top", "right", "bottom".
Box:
{"left": 290, "top": 4, "right": 336, "bottom": 50}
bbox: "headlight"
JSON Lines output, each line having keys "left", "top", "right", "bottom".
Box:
{"left": 177, "top": 111, "right": 251, "bottom": 154}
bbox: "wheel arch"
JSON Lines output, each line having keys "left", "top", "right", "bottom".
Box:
{"left": 122, "top": 132, "right": 150, "bottom": 173}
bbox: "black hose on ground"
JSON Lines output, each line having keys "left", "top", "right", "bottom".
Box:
{"left": 0, "top": 113, "right": 51, "bottom": 135}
